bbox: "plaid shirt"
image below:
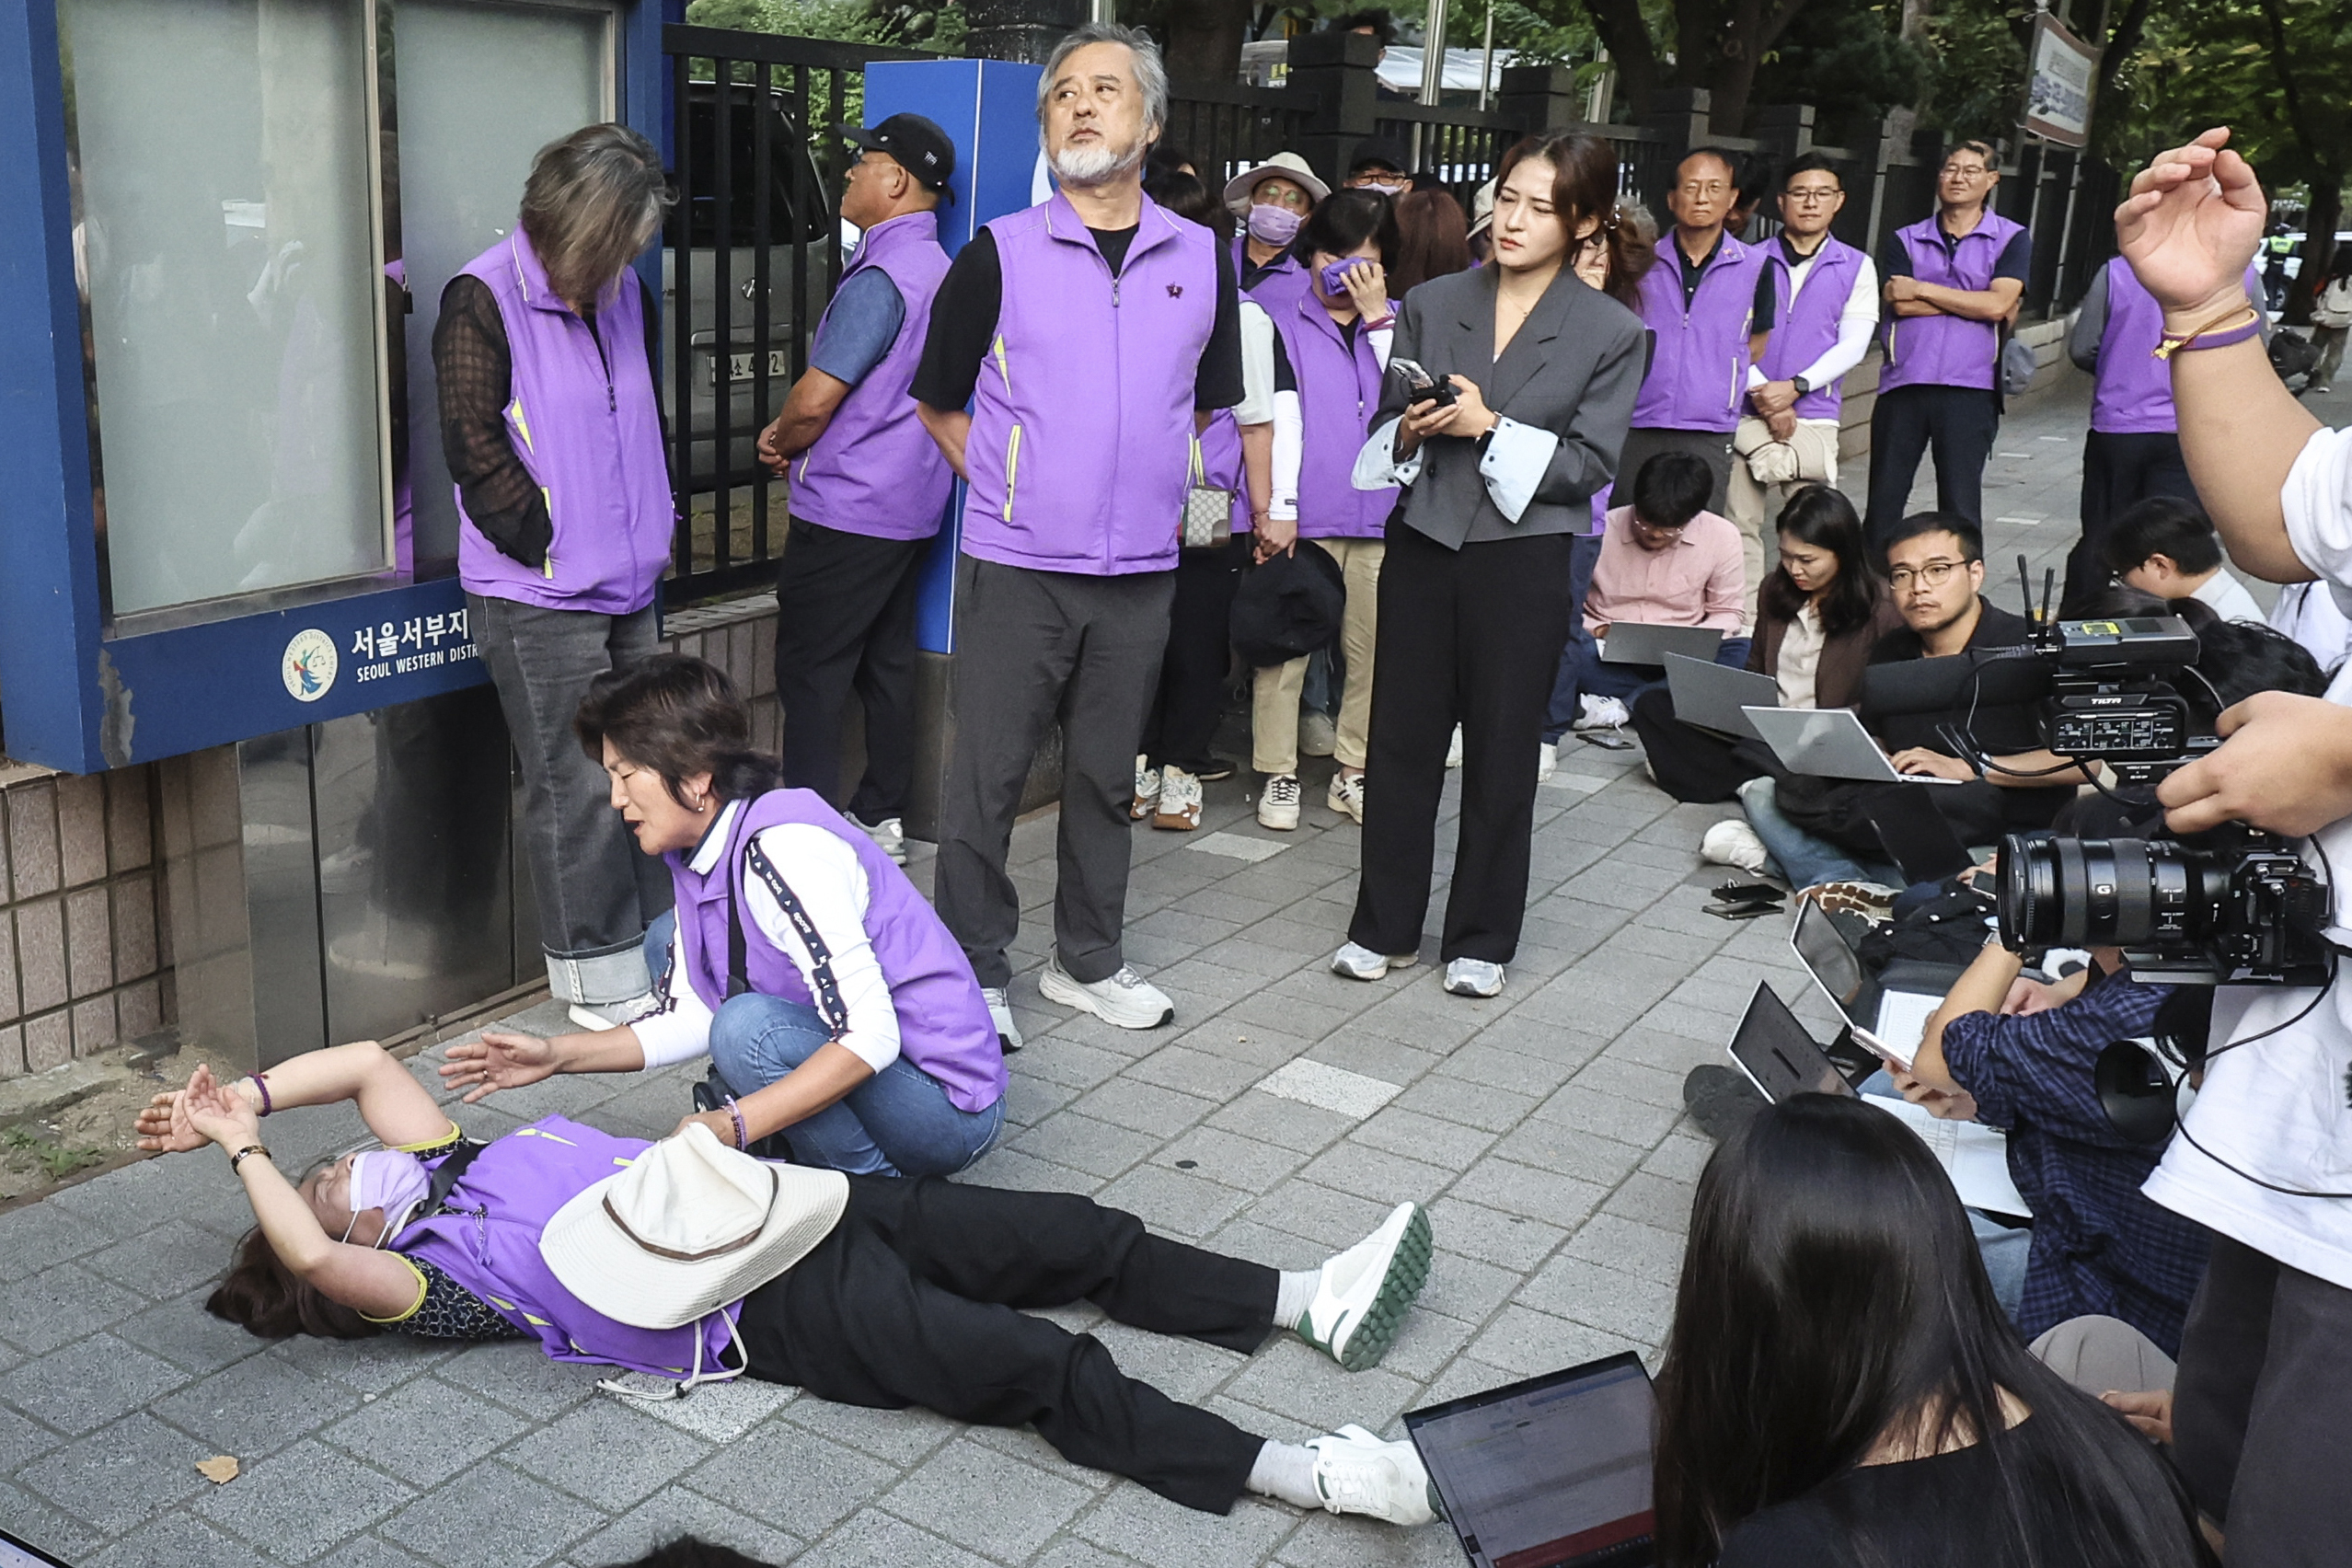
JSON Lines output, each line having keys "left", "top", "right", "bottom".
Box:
{"left": 1941, "top": 965, "right": 2211, "bottom": 1355}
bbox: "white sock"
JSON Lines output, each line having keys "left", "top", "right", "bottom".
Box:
{"left": 1246, "top": 1439, "right": 1323, "bottom": 1509}
{"left": 1273, "top": 1268, "right": 1320, "bottom": 1332}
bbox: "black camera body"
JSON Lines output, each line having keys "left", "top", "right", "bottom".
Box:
{"left": 2035, "top": 617, "right": 2202, "bottom": 785}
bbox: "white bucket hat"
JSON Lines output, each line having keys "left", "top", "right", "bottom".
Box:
{"left": 1222, "top": 152, "right": 1332, "bottom": 219}
{"left": 1466, "top": 177, "right": 1497, "bottom": 239}
{"left": 540, "top": 1123, "right": 849, "bottom": 1331}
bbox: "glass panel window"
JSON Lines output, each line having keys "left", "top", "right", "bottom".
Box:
{"left": 63, "top": 0, "right": 388, "bottom": 618}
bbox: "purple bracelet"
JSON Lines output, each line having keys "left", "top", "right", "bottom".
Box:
{"left": 723, "top": 1096, "right": 748, "bottom": 1151}
{"left": 248, "top": 1074, "right": 272, "bottom": 1117}
{"left": 2169, "top": 316, "right": 2264, "bottom": 354}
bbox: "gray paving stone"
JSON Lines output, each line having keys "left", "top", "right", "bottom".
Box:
{"left": 690, "top": 1424, "right": 897, "bottom": 1535}
{"left": 149, "top": 1347, "right": 364, "bottom": 1458}
{"left": 1517, "top": 1256, "right": 1678, "bottom": 1344}
{"left": 1202, "top": 1092, "right": 1355, "bottom": 1156}
{"left": 1091, "top": 1164, "right": 1251, "bottom": 1239}
{"left": 435, "top": 1339, "right": 604, "bottom": 1419}
{"left": 1071, "top": 1077, "right": 1222, "bottom": 1136}
{"left": 504, "top": 1398, "right": 715, "bottom": 1511}
{"left": 0, "top": 1332, "right": 188, "bottom": 1437}
{"left": 76, "top": 1222, "right": 244, "bottom": 1302}
{"left": 1465, "top": 1304, "right": 1644, "bottom": 1378}
{"left": 1007, "top": 1113, "right": 1161, "bottom": 1180}
{"left": 0, "top": 1198, "right": 117, "bottom": 1275}
{"left": 1219, "top": 1337, "right": 1418, "bottom": 1435}
{"left": 16, "top": 1413, "right": 209, "bottom": 1535}
{"left": 1412, "top": 1248, "right": 1523, "bottom": 1326}
{"left": 1424, "top": 1196, "right": 1566, "bottom": 1273}
{"left": 1389, "top": 1074, "right": 1540, "bottom": 1134}
{"left": 0, "top": 1262, "right": 146, "bottom": 1355}
{"left": 1294, "top": 1141, "right": 1453, "bottom": 1208}
{"left": 795, "top": 1505, "right": 997, "bottom": 1568}
{"left": 1153, "top": 1125, "right": 1307, "bottom": 1193}
{"left": 378, "top": 1462, "right": 607, "bottom": 1568}
{"left": 297, "top": 1536, "right": 434, "bottom": 1568}
{"left": 777, "top": 1393, "right": 963, "bottom": 1467}
{"left": 1274, "top": 1509, "right": 1463, "bottom": 1568}
{"left": 1068, "top": 1485, "right": 1296, "bottom": 1568}
{"left": 1446, "top": 1158, "right": 1607, "bottom": 1231}
{"left": 0, "top": 1401, "right": 55, "bottom": 1475}
{"left": 0, "top": 1477, "right": 109, "bottom": 1564}
{"left": 1600, "top": 1170, "right": 1697, "bottom": 1234}
{"left": 1562, "top": 1213, "right": 1688, "bottom": 1288}
{"left": 1351, "top": 1107, "right": 1496, "bottom": 1171}
{"left": 111, "top": 1288, "right": 272, "bottom": 1377}
{"left": 191, "top": 1437, "right": 412, "bottom": 1562}
{"left": 881, "top": 1435, "right": 1097, "bottom": 1561}
{"left": 565, "top": 1485, "right": 804, "bottom": 1566}
{"left": 85, "top": 1511, "right": 258, "bottom": 1568}
{"left": 321, "top": 1372, "right": 529, "bottom": 1488}
{"left": 1246, "top": 1181, "right": 1395, "bottom": 1251}
{"left": 1529, "top": 1085, "right": 1683, "bottom": 1149}
{"left": 273, "top": 1327, "right": 455, "bottom": 1396}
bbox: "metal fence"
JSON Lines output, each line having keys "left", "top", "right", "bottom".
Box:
{"left": 1162, "top": 75, "right": 1317, "bottom": 191}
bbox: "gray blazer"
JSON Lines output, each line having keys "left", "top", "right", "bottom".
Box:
{"left": 1380, "top": 264, "right": 1646, "bottom": 549}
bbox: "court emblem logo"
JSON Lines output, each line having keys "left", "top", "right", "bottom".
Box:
{"left": 282, "top": 628, "right": 338, "bottom": 702}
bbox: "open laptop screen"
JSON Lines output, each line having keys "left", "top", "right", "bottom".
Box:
{"left": 2, "top": 1528, "right": 73, "bottom": 1568}
{"left": 1790, "top": 897, "right": 1869, "bottom": 1027}
{"left": 1406, "top": 1354, "right": 1656, "bottom": 1568}
{"left": 1729, "top": 982, "right": 1855, "bottom": 1103}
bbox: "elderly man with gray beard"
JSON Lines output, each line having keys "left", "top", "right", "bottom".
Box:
{"left": 914, "top": 24, "right": 1243, "bottom": 1048}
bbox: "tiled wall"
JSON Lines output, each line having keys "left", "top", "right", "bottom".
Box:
{"left": 661, "top": 592, "right": 781, "bottom": 755}
{"left": 0, "top": 764, "right": 172, "bottom": 1078}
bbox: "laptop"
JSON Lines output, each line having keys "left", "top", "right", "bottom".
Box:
{"left": 1600, "top": 622, "right": 1724, "bottom": 667}
{"left": 1741, "top": 706, "right": 1967, "bottom": 786}
{"left": 2, "top": 1528, "right": 73, "bottom": 1568}
{"left": 1663, "top": 652, "right": 1777, "bottom": 741}
{"left": 1786, "top": 897, "right": 1963, "bottom": 1070}
{"left": 1407, "top": 1353, "right": 1658, "bottom": 1568}
{"left": 1864, "top": 787, "right": 1977, "bottom": 886}
{"left": 1727, "top": 981, "right": 1862, "bottom": 1103}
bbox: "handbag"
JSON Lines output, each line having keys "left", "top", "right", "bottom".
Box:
{"left": 1180, "top": 435, "right": 1236, "bottom": 549}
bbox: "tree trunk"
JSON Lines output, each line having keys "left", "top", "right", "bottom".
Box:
{"left": 1574, "top": 0, "right": 1661, "bottom": 111}
{"left": 2288, "top": 180, "right": 2344, "bottom": 326}
{"left": 1161, "top": 0, "right": 1254, "bottom": 84}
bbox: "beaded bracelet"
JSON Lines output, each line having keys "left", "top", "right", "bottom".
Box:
{"left": 723, "top": 1096, "right": 748, "bottom": 1151}
{"left": 247, "top": 1073, "right": 273, "bottom": 1117}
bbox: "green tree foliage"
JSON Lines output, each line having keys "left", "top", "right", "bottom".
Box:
{"left": 684, "top": 0, "right": 964, "bottom": 52}
{"left": 1913, "top": 0, "right": 2028, "bottom": 145}
{"left": 1748, "top": 0, "right": 1929, "bottom": 141}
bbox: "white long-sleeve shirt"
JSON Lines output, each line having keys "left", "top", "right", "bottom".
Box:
{"left": 1259, "top": 315, "right": 1393, "bottom": 522}
{"left": 631, "top": 801, "right": 903, "bottom": 1076}
{"left": 1744, "top": 248, "right": 1881, "bottom": 416}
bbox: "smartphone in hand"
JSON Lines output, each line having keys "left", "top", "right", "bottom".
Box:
{"left": 1390, "top": 357, "right": 1457, "bottom": 409}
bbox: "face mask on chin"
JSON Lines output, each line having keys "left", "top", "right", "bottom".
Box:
{"left": 1357, "top": 179, "right": 1408, "bottom": 198}
{"left": 342, "top": 1149, "right": 432, "bottom": 1246}
{"left": 1247, "top": 205, "right": 1303, "bottom": 247}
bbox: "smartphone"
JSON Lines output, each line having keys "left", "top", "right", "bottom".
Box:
{"left": 1579, "top": 731, "right": 1635, "bottom": 751}
{"left": 1389, "top": 356, "right": 1457, "bottom": 408}
{"left": 1704, "top": 900, "right": 1781, "bottom": 921}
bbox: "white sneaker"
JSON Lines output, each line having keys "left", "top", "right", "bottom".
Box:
{"left": 1131, "top": 755, "right": 1160, "bottom": 822}
{"left": 1259, "top": 773, "right": 1302, "bottom": 831}
{"left": 981, "top": 986, "right": 1024, "bottom": 1052}
{"left": 569, "top": 993, "right": 657, "bottom": 1032}
{"left": 1537, "top": 741, "right": 1557, "bottom": 783}
{"left": 1326, "top": 771, "right": 1366, "bottom": 824}
{"left": 1700, "top": 818, "right": 1770, "bottom": 875}
{"left": 1574, "top": 694, "right": 1631, "bottom": 731}
{"left": 1152, "top": 766, "right": 1203, "bottom": 831}
{"left": 1040, "top": 957, "right": 1173, "bottom": 1030}
{"left": 1297, "top": 1202, "right": 1433, "bottom": 1371}
{"left": 847, "top": 812, "right": 907, "bottom": 865}
{"left": 1307, "top": 1425, "right": 1439, "bottom": 1527}
{"left": 1299, "top": 709, "right": 1339, "bottom": 758}
{"left": 1445, "top": 724, "right": 1464, "bottom": 768}
{"left": 1331, "top": 940, "right": 1416, "bottom": 982}
{"left": 1443, "top": 957, "right": 1505, "bottom": 997}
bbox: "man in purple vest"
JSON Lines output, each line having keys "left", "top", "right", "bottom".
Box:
{"left": 912, "top": 24, "right": 1243, "bottom": 1048}
{"left": 1862, "top": 140, "right": 2031, "bottom": 542}
{"left": 2058, "top": 253, "right": 2266, "bottom": 615}
{"left": 1727, "top": 154, "right": 1880, "bottom": 610}
{"left": 1624, "top": 146, "right": 1779, "bottom": 516}
{"left": 755, "top": 114, "right": 958, "bottom": 867}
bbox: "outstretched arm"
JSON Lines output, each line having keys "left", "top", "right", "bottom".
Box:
{"left": 141, "top": 1041, "right": 455, "bottom": 1154}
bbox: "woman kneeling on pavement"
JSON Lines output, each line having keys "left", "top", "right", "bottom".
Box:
{"left": 442, "top": 654, "right": 1002, "bottom": 1178}
{"left": 143, "top": 1044, "right": 1440, "bottom": 1522}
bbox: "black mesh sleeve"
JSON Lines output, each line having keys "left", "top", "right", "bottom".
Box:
{"left": 432, "top": 275, "right": 553, "bottom": 570}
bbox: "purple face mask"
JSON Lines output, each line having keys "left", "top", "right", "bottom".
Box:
{"left": 344, "top": 1149, "right": 432, "bottom": 1246}
{"left": 1247, "top": 204, "right": 1304, "bottom": 247}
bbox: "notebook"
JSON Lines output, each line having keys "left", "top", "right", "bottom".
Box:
{"left": 1599, "top": 622, "right": 1724, "bottom": 667}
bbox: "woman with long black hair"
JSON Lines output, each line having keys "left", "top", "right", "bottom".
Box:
{"left": 1654, "top": 1094, "right": 2214, "bottom": 1568}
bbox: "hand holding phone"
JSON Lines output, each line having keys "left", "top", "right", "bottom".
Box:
{"left": 1390, "top": 357, "right": 1457, "bottom": 409}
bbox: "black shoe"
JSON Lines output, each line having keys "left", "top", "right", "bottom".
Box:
{"left": 1183, "top": 756, "right": 1239, "bottom": 783}
{"left": 1682, "top": 1065, "right": 1766, "bottom": 1143}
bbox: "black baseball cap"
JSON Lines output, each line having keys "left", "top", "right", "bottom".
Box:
{"left": 843, "top": 112, "right": 956, "bottom": 194}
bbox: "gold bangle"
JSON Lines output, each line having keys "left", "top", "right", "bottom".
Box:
{"left": 2153, "top": 301, "right": 2262, "bottom": 361}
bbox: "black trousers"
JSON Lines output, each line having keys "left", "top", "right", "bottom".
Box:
{"left": 2062, "top": 430, "right": 2196, "bottom": 616}
{"left": 1618, "top": 426, "right": 1735, "bottom": 515}
{"left": 2172, "top": 1235, "right": 2352, "bottom": 1563}
{"left": 1863, "top": 384, "right": 2002, "bottom": 542}
{"left": 1140, "top": 537, "right": 1249, "bottom": 772}
{"left": 774, "top": 519, "right": 928, "bottom": 821}
{"left": 1351, "top": 522, "right": 1575, "bottom": 963}
{"left": 735, "top": 1176, "right": 1275, "bottom": 1514}
{"left": 1628, "top": 686, "right": 1772, "bottom": 803}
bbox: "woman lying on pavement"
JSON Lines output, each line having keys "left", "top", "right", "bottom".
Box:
{"left": 440, "top": 653, "right": 1008, "bottom": 1178}
{"left": 135, "top": 1043, "right": 1440, "bottom": 1523}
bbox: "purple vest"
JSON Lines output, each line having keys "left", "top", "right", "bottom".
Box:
{"left": 1631, "top": 233, "right": 1769, "bottom": 432}
{"left": 398, "top": 1116, "right": 742, "bottom": 1376}
{"left": 1758, "top": 236, "right": 1866, "bottom": 421}
{"left": 667, "top": 790, "right": 1007, "bottom": 1113}
{"left": 1235, "top": 233, "right": 1312, "bottom": 314}
{"left": 2091, "top": 258, "right": 2266, "bottom": 434}
{"left": 961, "top": 193, "right": 1219, "bottom": 574}
{"left": 1877, "top": 211, "right": 2027, "bottom": 394}
{"left": 791, "top": 213, "right": 954, "bottom": 538}
{"left": 455, "top": 233, "right": 672, "bottom": 614}
{"left": 1274, "top": 291, "right": 1398, "bottom": 537}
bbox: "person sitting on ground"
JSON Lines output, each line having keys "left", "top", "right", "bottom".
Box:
{"left": 1631, "top": 484, "right": 1900, "bottom": 802}
{"left": 142, "top": 1043, "right": 1443, "bottom": 1525}
{"left": 2100, "top": 496, "right": 2265, "bottom": 623}
{"left": 441, "top": 655, "right": 1009, "bottom": 1179}
{"left": 1543, "top": 451, "right": 1747, "bottom": 761}
{"left": 1652, "top": 1094, "right": 2214, "bottom": 1568}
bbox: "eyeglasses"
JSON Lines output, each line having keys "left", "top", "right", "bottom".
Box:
{"left": 1783, "top": 186, "right": 1840, "bottom": 204}
{"left": 1940, "top": 164, "right": 1992, "bottom": 179}
{"left": 1629, "top": 515, "right": 1688, "bottom": 535}
{"left": 1886, "top": 559, "right": 1966, "bottom": 590}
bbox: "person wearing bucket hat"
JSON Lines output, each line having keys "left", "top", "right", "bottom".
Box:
{"left": 144, "top": 1044, "right": 1447, "bottom": 1523}
{"left": 1222, "top": 150, "right": 1328, "bottom": 301}
{"left": 1466, "top": 177, "right": 1496, "bottom": 264}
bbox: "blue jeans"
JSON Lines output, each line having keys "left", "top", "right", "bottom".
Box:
{"left": 1736, "top": 777, "right": 1902, "bottom": 890}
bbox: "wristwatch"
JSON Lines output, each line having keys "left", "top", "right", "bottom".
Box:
{"left": 1790, "top": 375, "right": 1815, "bottom": 396}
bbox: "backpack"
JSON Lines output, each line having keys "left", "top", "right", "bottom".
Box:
{"left": 2000, "top": 334, "right": 2039, "bottom": 398}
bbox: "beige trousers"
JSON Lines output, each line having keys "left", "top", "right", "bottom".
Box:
{"left": 1252, "top": 536, "right": 1385, "bottom": 775}
{"left": 1724, "top": 415, "right": 1841, "bottom": 618}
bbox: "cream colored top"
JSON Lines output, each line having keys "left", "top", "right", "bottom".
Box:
{"left": 1775, "top": 602, "right": 1827, "bottom": 709}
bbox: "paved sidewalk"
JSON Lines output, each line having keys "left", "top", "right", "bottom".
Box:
{"left": 0, "top": 376, "right": 2239, "bottom": 1568}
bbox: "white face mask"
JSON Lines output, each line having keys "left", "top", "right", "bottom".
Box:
{"left": 341, "top": 1149, "right": 432, "bottom": 1246}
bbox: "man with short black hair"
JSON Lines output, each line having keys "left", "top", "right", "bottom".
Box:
{"left": 1343, "top": 138, "right": 1412, "bottom": 190}
{"left": 1863, "top": 141, "right": 2031, "bottom": 542}
{"left": 2100, "top": 497, "right": 2264, "bottom": 622}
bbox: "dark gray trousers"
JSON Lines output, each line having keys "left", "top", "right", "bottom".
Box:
{"left": 934, "top": 558, "right": 1174, "bottom": 988}
{"left": 469, "top": 593, "right": 670, "bottom": 1002}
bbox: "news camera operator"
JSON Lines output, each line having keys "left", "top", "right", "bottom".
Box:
{"left": 2102, "top": 126, "right": 2352, "bottom": 1566}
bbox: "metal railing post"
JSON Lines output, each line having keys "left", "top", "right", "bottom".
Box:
{"left": 1284, "top": 30, "right": 1381, "bottom": 189}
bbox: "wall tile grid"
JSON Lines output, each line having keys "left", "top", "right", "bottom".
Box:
{"left": 660, "top": 594, "right": 781, "bottom": 757}
{"left": 0, "top": 766, "right": 172, "bottom": 1078}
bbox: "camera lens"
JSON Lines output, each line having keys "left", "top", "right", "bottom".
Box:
{"left": 1998, "top": 834, "right": 2219, "bottom": 949}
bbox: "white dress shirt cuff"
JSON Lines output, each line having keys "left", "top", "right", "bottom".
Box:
{"left": 1479, "top": 417, "right": 1560, "bottom": 525}
{"left": 1355, "top": 415, "right": 1420, "bottom": 489}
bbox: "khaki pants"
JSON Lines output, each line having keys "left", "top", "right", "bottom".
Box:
{"left": 1724, "top": 415, "right": 1840, "bottom": 619}
{"left": 1252, "top": 536, "right": 1384, "bottom": 775}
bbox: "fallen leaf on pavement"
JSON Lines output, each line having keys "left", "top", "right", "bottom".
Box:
{"left": 196, "top": 1455, "right": 239, "bottom": 1484}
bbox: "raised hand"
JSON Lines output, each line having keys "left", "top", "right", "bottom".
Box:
{"left": 1340, "top": 259, "right": 1389, "bottom": 322}
{"left": 2114, "top": 128, "right": 2266, "bottom": 319}
{"left": 134, "top": 1086, "right": 210, "bottom": 1154}
{"left": 183, "top": 1064, "right": 260, "bottom": 1149}
{"left": 438, "top": 1031, "right": 562, "bottom": 1103}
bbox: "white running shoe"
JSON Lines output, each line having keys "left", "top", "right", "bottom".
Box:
{"left": 1537, "top": 741, "right": 1557, "bottom": 783}
{"left": 981, "top": 986, "right": 1024, "bottom": 1052}
{"left": 1297, "top": 1202, "right": 1433, "bottom": 1371}
{"left": 1307, "top": 1425, "right": 1440, "bottom": 1527}
{"left": 1259, "top": 773, "right": 1302, "bottom": 831}
{"left": 1699, "top": 818, "right": 1770, "bottom": 875}
{"left": 1040, "top": 957, "right": 1173, "bottom": 1030}
{"left": 847, "top": 812, "right": 907, "bottom": 865}
{"left": 1326, "top": 771, "right": 1366, "bottom": 824}
{"left": 1299, "top": 709, "right": 1340, "bottom": 758}
{"left": 1331, "top": 940, "right": 1416, "bottom": 981}
{"left": 1443, "top": 957, "right": 1505, "bottom": 997}
{"left": 1131, "top": 755, "right": 1160, "bottom": 822}
{"left": 1574, "top": 694, "right": 1631, "bottom": 731}
{"left": 1445, "top": 724, "right": 1464, "bottom": 768}
{"left": 569, "top": 993, "right": 657, "bottom": 1033}
{"left": 1153, "top": 766, "right": 1204, "bottom": 831}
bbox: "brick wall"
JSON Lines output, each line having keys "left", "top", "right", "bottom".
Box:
{"left": 0, "top": 763, "right": 172, "bottom": 1078}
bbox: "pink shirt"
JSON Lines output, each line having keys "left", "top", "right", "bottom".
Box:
{"left": 1585, "top": 504, "right": 1746, "bottom": 637}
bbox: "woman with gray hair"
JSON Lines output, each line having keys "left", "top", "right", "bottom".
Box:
{"left": 433, "top": 122, "right": 677, "bottom": 1031}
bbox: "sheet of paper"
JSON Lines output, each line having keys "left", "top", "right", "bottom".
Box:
{"left": 1862, "top": 1093, "right": 2034, "bottom": 1218}
{"left": 1873, "top": 990, "right": 1941, "bottom": 1064}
